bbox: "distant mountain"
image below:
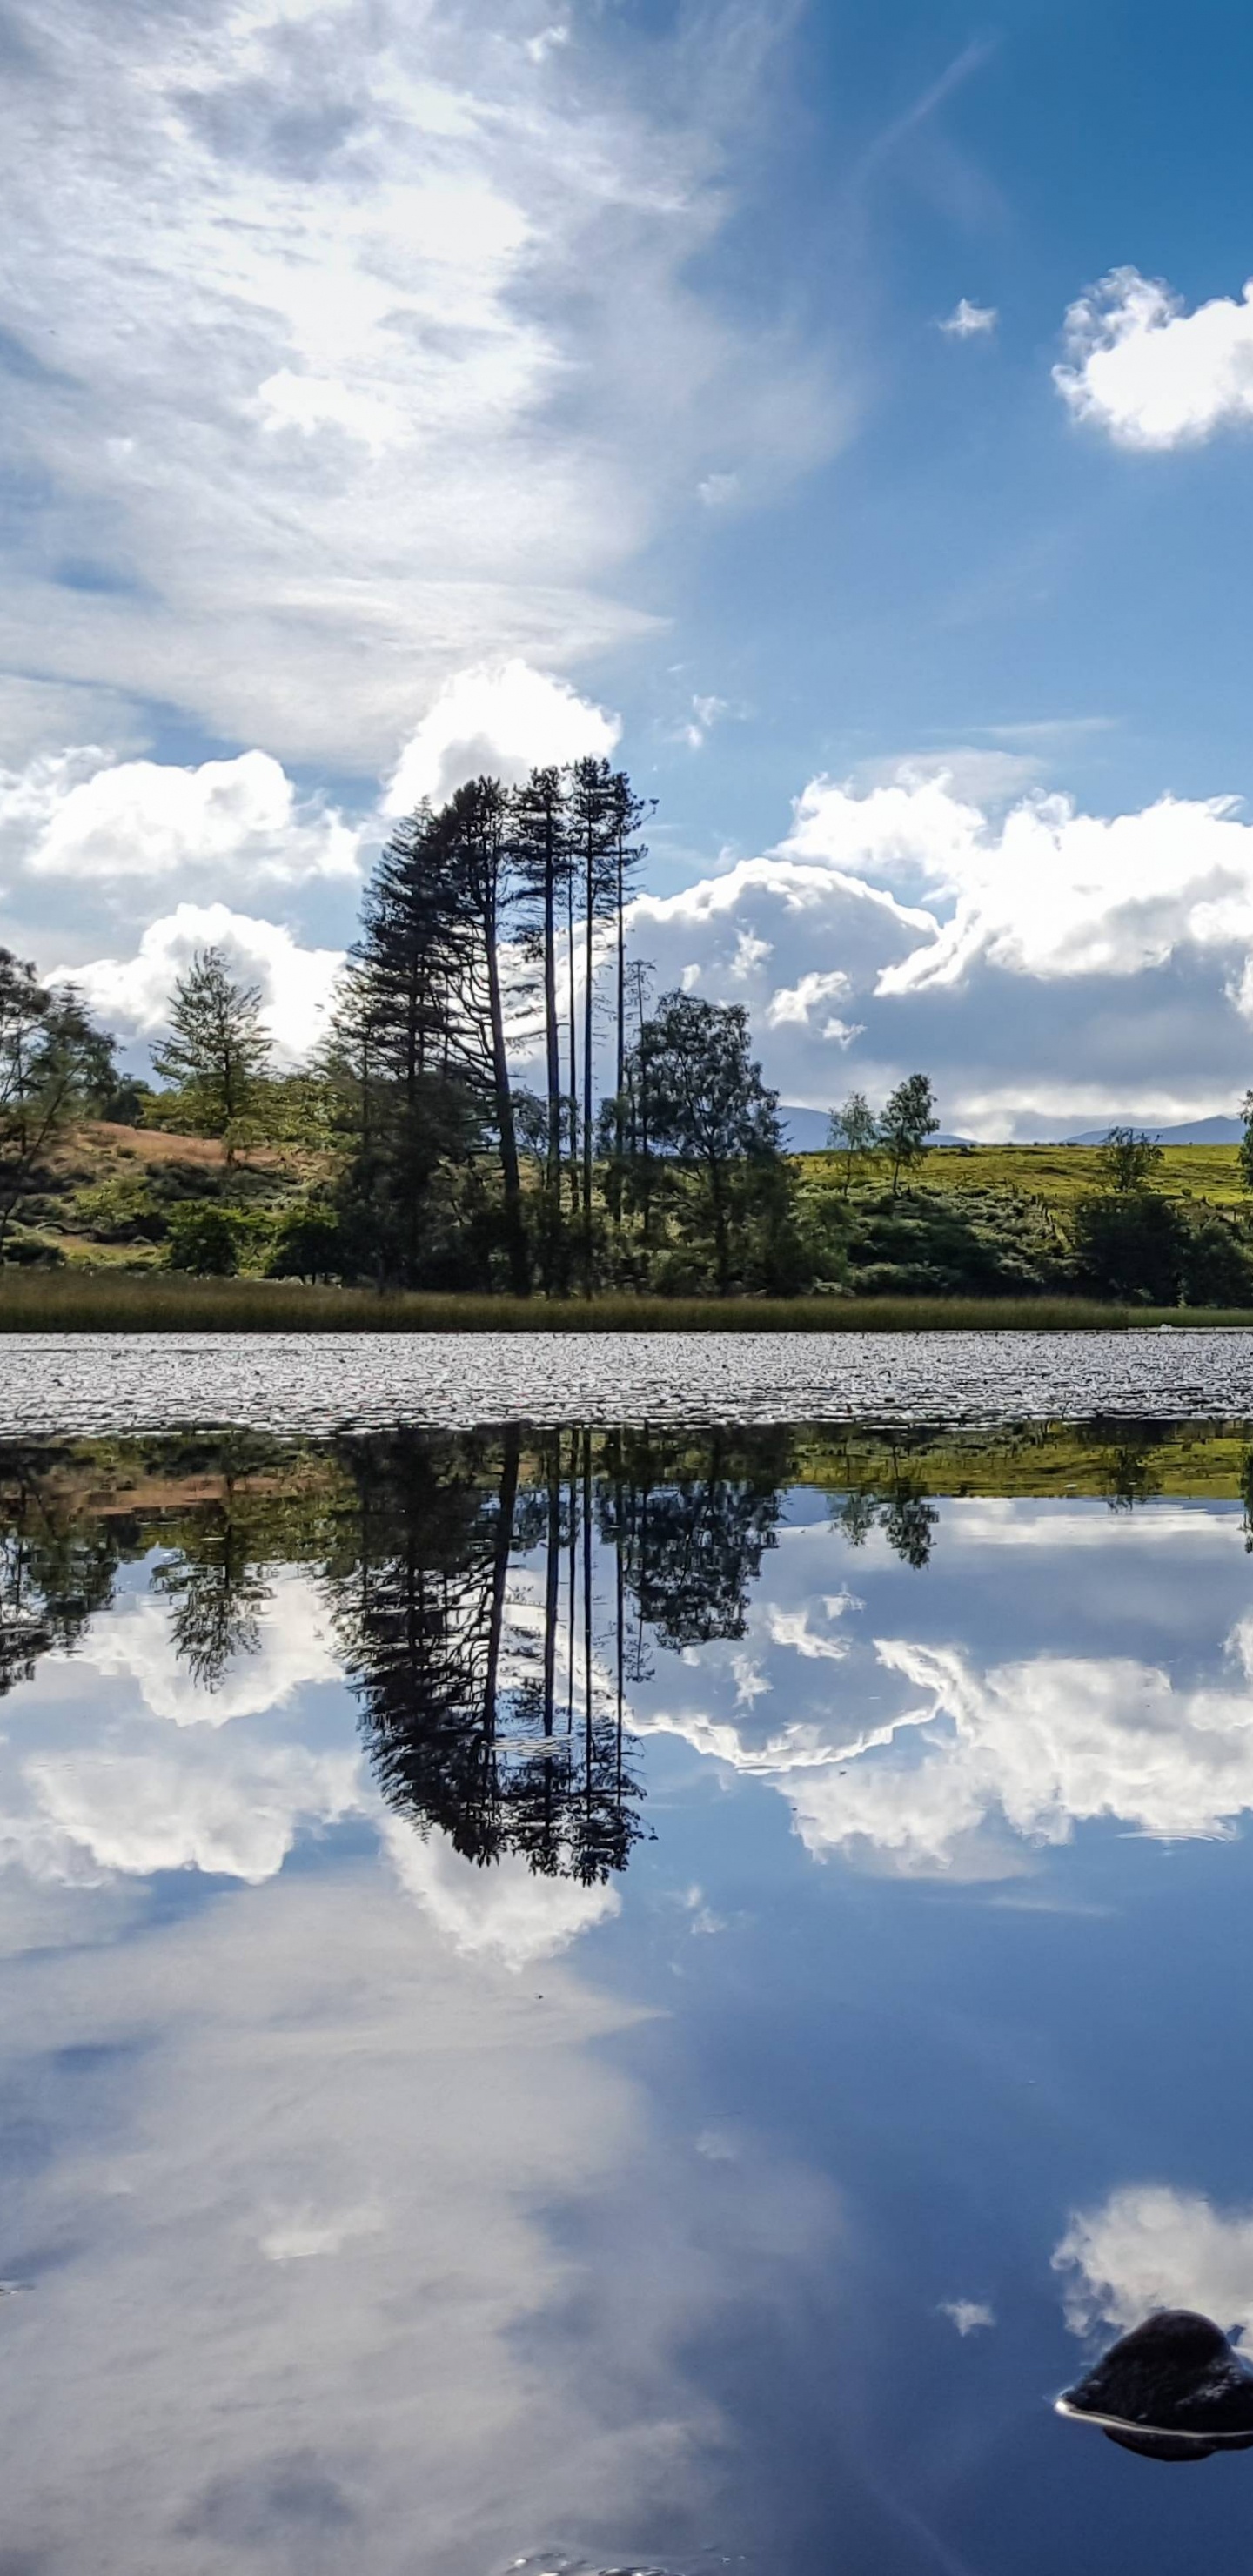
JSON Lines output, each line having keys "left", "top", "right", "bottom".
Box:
{"left": 780, "top": 1104, "right": 974, "bottom": 1152}
{"left": 1065, "top": 1117, "right": 1243, "bottom": 1146}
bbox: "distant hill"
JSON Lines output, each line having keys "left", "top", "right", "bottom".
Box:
{"left": 1065, "top": 1117, "right": 1243, "bottom": 1146}
{"left": 780, "top": 1104, "right": 975, "bottom": 1152}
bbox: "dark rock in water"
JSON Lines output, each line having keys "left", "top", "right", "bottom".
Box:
{"left": 1061, "top": 2310, "right": 1253, "bottom": 2461}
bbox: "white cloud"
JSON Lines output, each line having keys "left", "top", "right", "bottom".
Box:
{"left": 1055, "top": 267, "right": 1253, "bottom": 449}
{"left": 627, "top": 764, "right": 1253, "bottom": 1132}
{"left": 939, "top": 299, "right": 997, "bottom": 339}
{"left": 939, "top": 2299, "right": 995, "bottom": 2334}
{"left": 61, "top": 903, "right": 345, "bottom": 1062}
{"left": 16, "top": 1739, "right": 364, "bottom": 1886}
{"left": 383, "top": 1821, "right": 620, "bottom": 1969}
{"left": 384, "top": 661, "right": 619, "bottom": 815}
{"left": 1055, "top": 2187, "right": 1253, "bottom": 2351}
{"left": 1, "top": 744, "right": 358, "bottom": 892}
{"left": 0, "top": 0, "right": 840, "bottom": 766}
{"left": 64, "top": 1572, "right": 341, "bottom": 1727}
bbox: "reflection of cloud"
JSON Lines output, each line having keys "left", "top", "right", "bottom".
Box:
{"left": 1055, "top": 2187, "right": 1253, "bottom": 2353}
{"left": 382, "top": 1818, "right": 620, "bottom": 1969}
{"left": 637, "top": 1519, "right": 1253, "bottom": 1881}
{"left": 939, "top": 2300, "right": 995, "bottom": 2335}
{"left": 64, "top": 1571, "right": 340, "bottom": 1726}
{"left": 0, "top": 1861, "right": 835, "bottom": 2568}
{"left": 21, "top": 1741, "right": 363, "bottom": 1885}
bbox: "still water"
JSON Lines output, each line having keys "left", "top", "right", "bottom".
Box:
{"left": 4, "top": 1417, "right": 1253, "bottom": 2571}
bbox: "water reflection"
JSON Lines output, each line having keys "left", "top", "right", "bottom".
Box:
{"left": 5, "top": 1424, "right": 1253, "bottom": 2563}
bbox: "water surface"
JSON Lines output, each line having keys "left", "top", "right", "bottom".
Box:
{"left": 5, "top": 1324, "right": 1253, "bottom": 1433}
{"left": 3, "top": 1419, "right": 1253, "bottom": 2572}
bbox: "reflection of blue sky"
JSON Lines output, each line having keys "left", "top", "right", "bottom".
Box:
{"left": 9, "top": 1504, "right": 1253, "bottom": 2566}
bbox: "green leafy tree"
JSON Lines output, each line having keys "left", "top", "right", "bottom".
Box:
{"left": 165, "top": 1201, "right": 248, "bottom": 1275}
{"left": 1239, "top": 1092, "right": 1253, "bottom": 1199}
{"left": 626, "top": 992, "right": 789, "bottom": 1293}
{"left": 1071, "top": 1191, "right": 1185, "bottom": 1304}
{"left": 151, "top": 947, "right": 273, "bottom": 1142}
{"left": 1098, "top": 1126, "right": 1163, "bottom": 1194}
{"left": 828, "top": 1090, "right": 879, "bottom": 1195}
{"left": 0, "top": 952, "right": 114, "bottom": 1254}
{"left": 265, "top": 1203, "right": 345, "bottom": 1283}
{"left": 880, "top": 1073, "right": 939, "bottom": 1197}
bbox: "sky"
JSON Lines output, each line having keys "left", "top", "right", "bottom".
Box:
{"left": 5, "top": 0, "right": 1253, "bottom": 1133}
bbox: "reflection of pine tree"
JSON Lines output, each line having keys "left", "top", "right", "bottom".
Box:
{"left": 600, "top": 1431, "right": 789, "bottom": 1650}
{"left": 151, "top": 1503, "right": 271, "bottom": 1692}
{"left": 332, "top": 1430, "right": 646, "bottom": 1884}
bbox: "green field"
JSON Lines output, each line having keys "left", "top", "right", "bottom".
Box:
{"left": 799, "top": 1140, "right": 1248, "bottom": 1210}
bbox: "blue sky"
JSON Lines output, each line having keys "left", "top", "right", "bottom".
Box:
{"left": 4, "top": 0, "right": 1253, "bottom": 1130}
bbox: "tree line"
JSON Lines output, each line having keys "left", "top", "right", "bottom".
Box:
{"left": 7, "top": 748, "right": 1253, "bottom": 1302}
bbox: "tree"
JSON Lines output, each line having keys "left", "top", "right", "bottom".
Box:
{"left": 151, "top": 947, "right": 273, "bottom": 1141}
{"left": 1240, "top": 1093, "right": 1253, "bottom": 1200}
{"left": 165, "top": 1201, "right": 248, "bottom": 1275}
{"left": 1098, "top": 1126, "right": 1163, "bottom": 1195}
{"left": 513, "top": 766, "right": 571, "bottom": 1285}
{"left": 441, "top": 779, "right": 532, "bottom": 1296}
{"left": 880, "top": 1073, "right": 939, "bottom": 1197}
{"left": 828, "top": 1090, "right": 878, "bottom": 1195}
{"left": 567, "top": 758, "right": 619, "bottom": 1290}
{"left": 627, "top": 992, "right": 788, "bottom": 1293}
{"left": 1071, "top": 1190, "right": 1185, "bottom": 1304}
{"left": 333, "top": 810, "right": 484, "bottom": 1287}
{"left": 0, "top": 953, "right": 113, "bottom": 1255}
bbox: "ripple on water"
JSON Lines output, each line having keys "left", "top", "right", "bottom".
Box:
{"left": 0, "top": 1328, "right": 1251, "bottom": 1435}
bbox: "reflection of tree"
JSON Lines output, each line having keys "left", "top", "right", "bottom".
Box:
{"left": 600, "top": 1431, "right": 789, "bottom": 1651}
{"left": 332, "top": 1430, "right": 647, "bottom": 1884}
{"left": 151, "top": 1505, "right": 272, "bottom": 1691}
{"left": 833, "top": 1466, "right": 938, "bottom": 1570}
{"left": 0, "top": 1519, "right": 118, "bottom": 1694}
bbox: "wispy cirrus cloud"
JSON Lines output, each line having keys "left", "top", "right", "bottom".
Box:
{"left": 0, "top": 0, "right": 841, "bottom": 770}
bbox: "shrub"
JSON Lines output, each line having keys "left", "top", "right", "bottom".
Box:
{"left": 265, "top": 1206, "right": 345, "bottom": 1283}
{"left": 165, "top": 1202, "right": 249, "bottom": 1275}
{"left": 1071, "top": 1191, "right": 1186, "bottom": 1304}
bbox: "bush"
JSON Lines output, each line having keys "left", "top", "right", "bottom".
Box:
{"left": 165, "top": 1202, "right": 249, "bottom": 1275}
{"left": 265, "top": 1206, "right": 345, "bottom": 1283}
{"left": 1071, "top": 1191, "right": 1186, "bottom": 1304}
{"left": 1177, "top": 1209, "right": 1253, "bottom": 1307}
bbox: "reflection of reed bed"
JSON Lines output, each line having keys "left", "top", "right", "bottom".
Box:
{"left": 0, "top": 1273, "right": 1227, "bottom": 1332}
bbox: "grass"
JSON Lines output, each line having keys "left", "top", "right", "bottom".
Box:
{"left": 2, "top": 1271, "right": 1253, "bottom": 1331}
{"left": 801, "top": 1140, "right": 1248, "bottom": 1210}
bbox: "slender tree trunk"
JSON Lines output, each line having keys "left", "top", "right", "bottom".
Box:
{"left": 484, "top": 880, "right": 530, "bottom": 1298}
{"left": 543, "top": 1439, "right": 560, "bottom": 1739}
{"left": 566, "top": 868, "right": 580, "bottom": 1231}
{"left": 483, "top": 1426, "right": 519, "bottom": 1737}
{"left": 543, "top": 823, "right": 561, "bottom": 1292}
{"left": 582, "top": 832, "right": 594, "bottom": 1294}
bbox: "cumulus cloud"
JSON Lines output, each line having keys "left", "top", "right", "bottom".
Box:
{"left": 939, "top": 299, "right": 997, "bottom": 339}
{"left": 384, "top": 661, "right": 619, "bottom": 815}
{"left": 1055, "top": 268, "right": 1253, "bottom": 449}
{"left": 64, "top": 1572, "right": 341, "bottom": 1727}
{"left": 1055, "top": 2187, "right": 1253, "bottom": 2351}
{"left": 0, "top": 743, "right": 358, "bottom": 894}
{"left": 13, "top": 1738, "right": 363, "bottom": 1886}
{"left": 61, "top": 903, "right": 345, "bottom": 1061}
{"left": 628, "top": 765, "right": 1253, "bottom": 1131}
{"left": 0, "top": 0, "right": 840, "bottom": 766}
{"left": 382, "top": 1821, "right": 620, "bottom": 1969}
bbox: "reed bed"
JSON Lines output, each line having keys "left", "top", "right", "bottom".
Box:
{"left": 0, "top": 1273, "right": 1242, "bottom": 1332}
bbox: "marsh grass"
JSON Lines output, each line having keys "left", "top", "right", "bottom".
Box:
{"left": 1, "top": 1272, "right": 1248, "bottom": 1331}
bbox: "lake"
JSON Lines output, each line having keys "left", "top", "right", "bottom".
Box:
{"left": 4, "top": 1404, "right": 1253, "bottom": 2571}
